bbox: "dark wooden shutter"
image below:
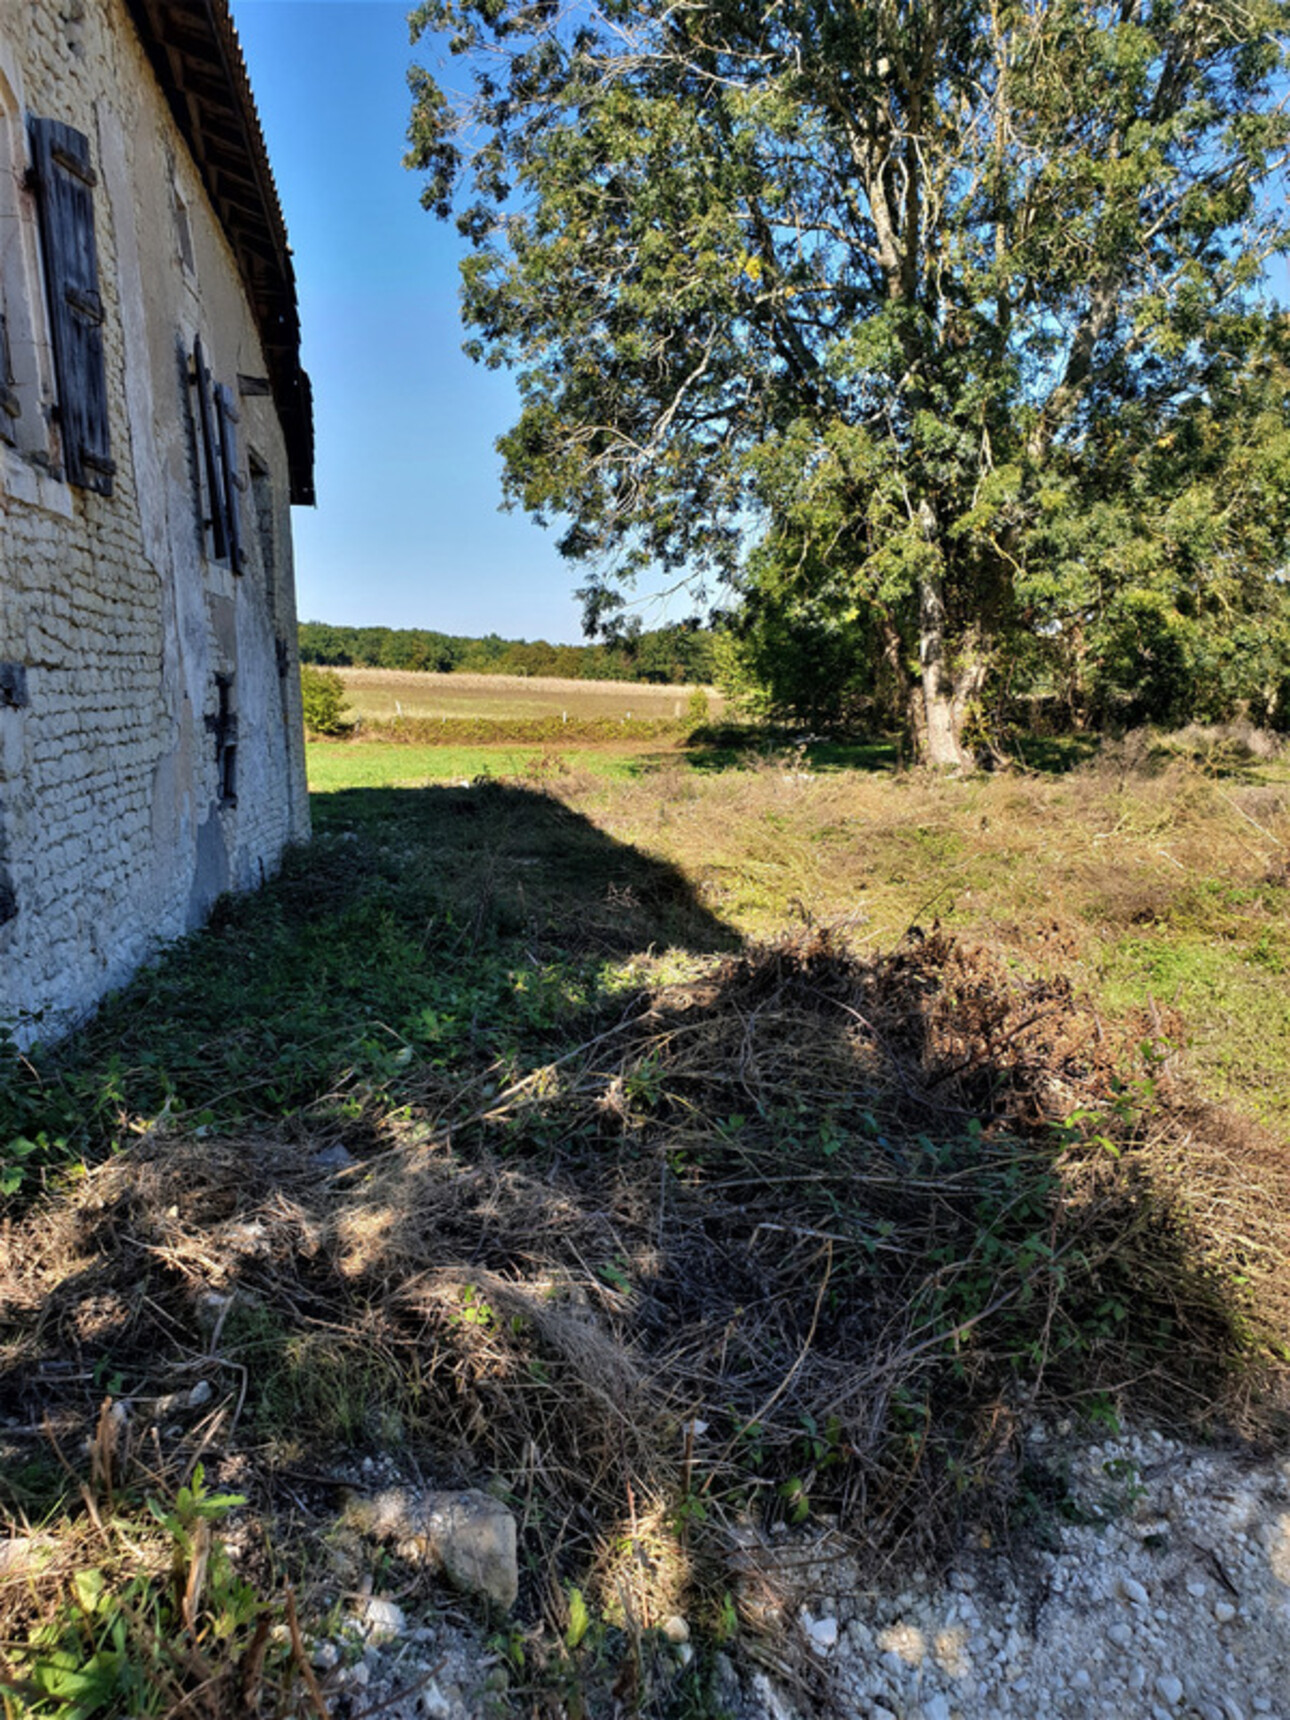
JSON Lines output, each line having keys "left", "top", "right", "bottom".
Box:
{"left": 28, "top": 118, "right": 114, "bottom": 494}
{"left": 192, "top": 335, "right": 228, "bottom": 560}
{"left": 0, "top": 312, "right": 19, "bottom": 445}
{"left": 215, "top": 383, "right": 245, "bottom": 573}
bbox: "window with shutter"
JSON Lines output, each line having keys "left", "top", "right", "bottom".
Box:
{"left": 191, "top": 334, "right": 228, "bottom": 560}
{"left": 215, "top": 383, "right": 246, "bottom": 574}
{"left": 0, "top": 81, "right": 59, "bottom": 469}
{"left": 190, "top": 341, "right": 249, "bottom": 572}
{"left": 28, "top": 117, "right": 114, "bottom": 495}
{"left": 0, "top": 311, "right": 19, "bottom": 445}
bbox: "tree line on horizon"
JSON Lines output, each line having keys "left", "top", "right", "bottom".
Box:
{"left": 296, "top": 619, "right": 718, "bottom": 685}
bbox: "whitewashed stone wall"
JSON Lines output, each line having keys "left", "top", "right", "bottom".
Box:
{"left": 0, "top": 0, "right": 310, "bottom": 1043}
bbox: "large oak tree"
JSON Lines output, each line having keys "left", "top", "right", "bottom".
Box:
{"left": 409, "top": 1, "right": 1290, "bottom": 764}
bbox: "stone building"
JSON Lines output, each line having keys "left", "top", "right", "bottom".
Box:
{"left": 0, "top": 0, "right": 313, "bottom": 1042}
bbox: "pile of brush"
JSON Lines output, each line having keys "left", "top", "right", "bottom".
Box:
{"left": 4, "top": 928, "right": 1288, "bottom": 1645}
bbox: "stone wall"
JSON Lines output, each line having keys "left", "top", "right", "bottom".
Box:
{"left": 0, "top": 0, "right": 310, "bottom": 1043}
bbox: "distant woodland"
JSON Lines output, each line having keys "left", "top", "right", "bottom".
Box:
{"left": 296, "top": 620, "right": 717, "bottom": 685}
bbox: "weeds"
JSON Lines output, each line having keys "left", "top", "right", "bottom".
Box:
{"left": 5, "top": 928, "right": 1287, "bottom": 1637}
{"left": 0, "top": 1423, "right": 312, "bottom": 1718}
{"left": 3, "top": 750, "right": 1290, "bottom": 1717}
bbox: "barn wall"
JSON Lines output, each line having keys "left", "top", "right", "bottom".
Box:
{"left": 0, "top": 0, "right": 310, "bottom": 1043}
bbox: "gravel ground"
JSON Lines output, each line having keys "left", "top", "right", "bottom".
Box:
{"left": 734, "top": 1423, "right": 1290, "bottom": 1720}
{"left": 312, "top": 1424, "right": 1290, "bottom": 1720}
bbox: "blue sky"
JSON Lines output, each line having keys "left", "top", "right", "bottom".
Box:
{"left": 230, "top": 0, "right": 593, "bottom": 642}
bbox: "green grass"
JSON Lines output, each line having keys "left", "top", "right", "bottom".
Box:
{"left": 306, "top": 740, "right": 656, "bottom": 790}
{"left": 11, "top": 739, "right": 1285, "bottom": 1180}
{"left": 306, "top": 728, "right": 1100, "bottom": 790}
{"left": 1102, "top": 932, "right": 1290, "bottom": 1117}
{"left": 0, "top": 781, "right": 733, "bottom": 1166}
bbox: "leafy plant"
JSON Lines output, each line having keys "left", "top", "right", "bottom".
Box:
{"left": 0, "top": 1458, "right": 302, "bottom": 1718}
{"left": 299, "top": 663, "right": 350, "bottom": 735}
{"left": 564, "top": 1586, "right": 592, "bottom": 1652}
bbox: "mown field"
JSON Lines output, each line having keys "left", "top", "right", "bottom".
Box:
{"left": 335, "top": 665, "right": 725, "bottom": 724}
{"left": 4, "top": 726, "right": 1289, "bottom": 1718}
{"left": 305, "top": 739, "right": 654, "bottom": 789}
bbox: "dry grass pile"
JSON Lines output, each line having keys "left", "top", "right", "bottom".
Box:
{"left": 5, "top": 928, "right": 1288, "bottom": 1665}
{"left": 558, "top": 752, "right": 1290, "bottom": 1128}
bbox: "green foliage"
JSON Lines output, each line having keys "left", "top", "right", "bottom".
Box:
{"left": 0, "top": 783, "right": 731, "bottom": 1175}
{"left": 712, "top": 543, "right": 892, "bottom": 730}
{"left": 1, "top": 1465, "right": 295, "bottom": 1719}
{"left": 0, "top": 1021, "right": 96, "bottom": 1197}
{"left": 298, "top": 664, "right": 350, "bottom": 735}
{"left": 409, "top": 0, "right": 1290, "bottom": 761}
{"left": 564, "top": 1586, "right": 592, "bottom": 1652}
{"left": 297, "top": 618, "right": 718, "bottom": 686}
{"left": 685, "top": 687, "right": 711, "bottom": 727}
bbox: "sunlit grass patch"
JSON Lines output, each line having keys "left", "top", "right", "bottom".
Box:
{"left": 306, "top": 740, "right": 650, "bottom": 790}
{"left": 1102, "top": 935, "right": 1290, "bottom": 1127}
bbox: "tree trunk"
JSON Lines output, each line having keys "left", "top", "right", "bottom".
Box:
{"left": 915, "top": 571, "right": 984, "bottom": 770}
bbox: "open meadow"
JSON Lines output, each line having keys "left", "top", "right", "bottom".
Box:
{"left": 4, "top": 729, "right": 1290, "bottom": 1717}
{"left": 335, "top": 665, "right": 725, "bottom": 724}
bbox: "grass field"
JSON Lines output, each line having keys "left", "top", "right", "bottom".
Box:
{"left": 538, "top": 738, "right": 1290, "bottom": 1124}
{"left": 305, "top": 725, "right": 1290, "bottom": 1128}
{"left": 4, "top": 726, "right": 1289, "bottom": 1718}
{"left": 305, "top": 739, "right": 655, "bottom": 788}
{"left": 335, "top": 665, "right": 725, "bottom": 723}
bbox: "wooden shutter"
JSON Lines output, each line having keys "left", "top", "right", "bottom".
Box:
{"left": 215, "top": 383, "right": 245, "bottom": 573}
{"left": 28, "top": 118, "right": 114, "bottom": 495}
{"left": 192, "top": 335, "right": 228, "bottom": 560}
{"left": 0, "top": 311, "right": 18, "bottom": 445}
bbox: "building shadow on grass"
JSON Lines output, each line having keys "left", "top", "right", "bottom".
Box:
{"left": 0, "top": 780, "right": 737, "bottom": 1505}
{"left": 308, "top": 780, "right": 739, "bottom": 959}
{"left": 0, "top": 782, "right": 740, "bottom": 1149}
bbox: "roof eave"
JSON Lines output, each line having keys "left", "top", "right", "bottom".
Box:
{"left": 122, "top": 0, "right": 315, "bottom": 504}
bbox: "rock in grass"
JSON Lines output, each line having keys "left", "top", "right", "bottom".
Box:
{"left": 360, "top": 1595, "right": 407, "bottom": 1639}
{"left": 344, "top": 1488, "right": 518, "bottom": 1611}
{"left": 311, "top": 1144, "right": 354, "bottom": 1171}
{"left": 801, "top": 1612, "right": 839, "bottom": 1652}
